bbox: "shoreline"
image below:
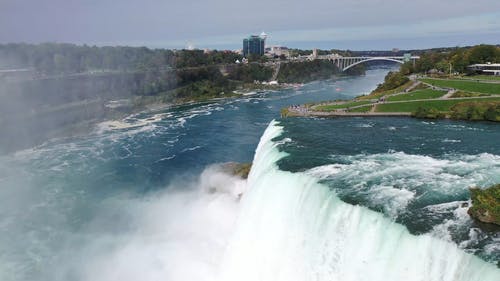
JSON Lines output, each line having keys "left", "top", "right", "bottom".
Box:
{"left": 283, "top": 76, "right": 500, "bottom": 122}
{"left": 286, "top": 109, "right": 412, "bottom": 117}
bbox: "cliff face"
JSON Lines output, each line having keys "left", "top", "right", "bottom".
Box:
{"left": 468, "top": 185, "right": 500, "bottom": 225}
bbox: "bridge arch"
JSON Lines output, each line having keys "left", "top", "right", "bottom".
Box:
{"left": 342, "top": 57, "right": 405, "bottom": 71}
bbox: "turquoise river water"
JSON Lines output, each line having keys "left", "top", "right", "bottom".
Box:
{"left": 0, "top": 67, "right": 499, "bottom": 280}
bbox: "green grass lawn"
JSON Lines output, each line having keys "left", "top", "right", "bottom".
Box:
{"left": 386, "top": 89, "right": 446, "bottom": 102}
{"left": 461, "top": 75, "right": 500, "bottom": 81}
{"left": 348, "top": 105, "right": 372, "bottom": 112}
{"left": 420, "top": 78, "right": 500, "bottom": 94}
{"left": 358, "top": 81, "right": 414, "bottom": 100}
{"left": 450, "top": 91, "right": 491, "bottom": 98}
{"left": 375, "top": 97, "right": 500, "bottom": 112}
{"left": 314, "top": 100, "right": 372, "bottom": 111}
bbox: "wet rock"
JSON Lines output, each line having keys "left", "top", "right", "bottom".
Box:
{"left": 468, "top": 184, "right": 500, "bottom": 226}
{"left": 221, "top": 162, "right": 252, "bottom": 179}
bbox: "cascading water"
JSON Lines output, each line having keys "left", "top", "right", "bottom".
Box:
{"left": 220, "top": 120, "right": 499, "bottom": 281}
{"left": 1, "top": 69, "right": 498, "bottom": 281}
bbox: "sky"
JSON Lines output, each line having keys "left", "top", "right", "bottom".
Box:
{"left": 0, "top": 0, "right": 499, "bottom": 50}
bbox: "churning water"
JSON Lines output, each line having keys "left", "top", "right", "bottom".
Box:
{"left": 0, "top": 68, "right": 498, "bottom": 280}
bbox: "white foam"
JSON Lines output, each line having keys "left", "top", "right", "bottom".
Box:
{"left": 356, "top": 123, "right": 374, "bottom": 128}
{"left": 442, "top": 138, "right": 462, "bottom": 143}
{"left": 306, "top": 164, "right": 345, "bottom": 179}
{"left": 181, "top": 145, "right": 202, "bottom": 153}
{"left": 220, "top": 121, "right": 499, "bottom": 281}
{"left": 307, "top": 152, "right": 500, "bottom": 217}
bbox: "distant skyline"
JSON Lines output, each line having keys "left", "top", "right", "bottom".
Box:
{"left": 1, "top": 0, "right": 499, "bottom": 50}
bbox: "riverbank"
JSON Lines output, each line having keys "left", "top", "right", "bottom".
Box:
{"left": 283, "top": 76, "right": 500, "bottom": 122}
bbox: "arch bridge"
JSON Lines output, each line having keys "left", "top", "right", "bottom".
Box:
{"left": 317, "top": 55, "right": 420, "bottom": 71}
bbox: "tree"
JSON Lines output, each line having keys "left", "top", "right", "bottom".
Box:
{"left": 468, "top": 45, "right": 499, "bottom": 64}
{"left": 484, "top": 105, "right": 500, "bottom": 121}
{"left": 374, "top": 71, "right": 409, "bottom": 92}
{"left": 466, "top": 106, "right": 484, "bottom": 120}
{"left": 399, "top": 62, "right": 414, "bottom": 75}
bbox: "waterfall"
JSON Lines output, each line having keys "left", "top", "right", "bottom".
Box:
{"left": 219, "top": 120, "right": 499, "bottom": 281}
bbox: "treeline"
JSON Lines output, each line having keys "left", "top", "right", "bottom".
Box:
{"left": 372, "top": 71, "right": 409, "bottom": 92}
{"left": 449, "top": 102, "right": 500, "bottom": 121}
{"left": 288, "top": 49, "right": 354, "bottom": 57}
{"left": 228, "top": 64, "right": 273, "bottom": 82}
{"left": 175, "top": 49, "right": 242, "bottom": 68}
{"left": 0, "top": 43, "right": 175, "bottom": 74}
{"left": 400, "top": 44, "right": 500, "bottom": 74}
{"left": 277, "top": 60, "right": 341, "bottom": 83}
{"left": 414, "top": 102, "right": 500, "bottom": 121}
{"left": 0, "top": 43, "right": 243, "bottom": 75}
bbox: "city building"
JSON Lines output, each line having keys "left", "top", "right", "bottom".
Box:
{"left": 243, "top": 34, "right": 266, "bottom": 57}
{"left": 468, "top": 63, "right": 500, "bottom": 76}
{"left": 265, "top": 46, "right": 290, "bottom": 58}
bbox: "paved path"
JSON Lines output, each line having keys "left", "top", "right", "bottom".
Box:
{"left": 288, "top": 95, "right": 500, "bottom": 117}
{"left": 287, "top": 110, "right": 412, "bottom": 117}
{"left": 440, "top": 89, "right": 457, "bottom": 99}
{"left": 425, "top": 77, "right": 500, "bottom": 84}
{"left": 288, "top": 77, "right": 500, "bottom": 118}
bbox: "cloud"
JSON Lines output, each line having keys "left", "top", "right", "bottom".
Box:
{"left": 0, "top": 0, "right": 499, "bottom": 49}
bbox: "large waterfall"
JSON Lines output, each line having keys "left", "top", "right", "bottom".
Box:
{"left": 219, "top": 121, "right": 499, "bottom": 281}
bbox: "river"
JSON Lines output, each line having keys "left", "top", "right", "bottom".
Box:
{"left": 0, "top": 67, "right": 498, "bottom": 280}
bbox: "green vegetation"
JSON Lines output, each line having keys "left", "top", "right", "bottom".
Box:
{"left": 413, "top": 107, "right": 445, "bottom": 119}
{"left": 0, "top": 43, "right": 246, "bottom": 75}
{"left": 296, "top": 44, "right": 500, "bottom": 122}
{"left": 228, "top": 64, "right": 273, "bottom": 82}
{"left": 450, "top": 91, "right": 491, "bottom": 98}
{"left": 173, "top": 80, "right": 238, "bottom": 101}
{"left": 373, "top": 71, "right": 410, "bottom": 92}
{"left": 386, "top": 89, "right": 446, "bottom": 102}
{"left": 449, "top": 102, "right": 500, "bottom": 121}
{"left": 359, "top": 80, "right": 413, "bottom": 100}
{"left": 348, "top": 105, "right": 372, "bottom": 112}
{"left": 400, "top": 44, "right": 500, "bottom": 74}
{"left": 0, "top": 43, "right": 280, "bottom": 105}
{"left": 375, "top": 97, "right": 500, "bottom": 113}
{"left": 314, "top": 100, "right": 372, "bottom": 111}
{"left": 461, "top": 75, "right": 500, "bottom": 81}
{"left": 277, "top": 60, "right": 342, "bottom": 83}
{"left": 411, "top": 83, "right": 430, "bottom": 91}
{"left": 468, "top": 184, "right": 500, "bottom": 226}
{"left": 421, "top": 79, "right": 500, "bottom": 94}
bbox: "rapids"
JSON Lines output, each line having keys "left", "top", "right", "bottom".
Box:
{"left": 220, "top": 121, "right": 499, "bottom": 281}
{"left": 0, "top": 68, "right": 498, "bottom": 280}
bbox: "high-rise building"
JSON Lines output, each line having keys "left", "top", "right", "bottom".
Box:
{"left": 243, "top": 35, "right": 266, "bottom": 57}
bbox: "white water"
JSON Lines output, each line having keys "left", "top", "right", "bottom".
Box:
{"left": 219, "top": 121, "right": 499, "bottom": 281}
{"left": 1, "top": 118, "right": 498, "bottom": 281}
{"left": 0, "top": 160, "right": 245, "bottom": 281}
{"left": 305, "top": 152, "right": 500, "bottom": 218}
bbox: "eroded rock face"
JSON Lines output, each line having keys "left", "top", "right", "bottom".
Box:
{"left": 468, "top": 184, "right": 500, "bottom": 226}
{"left": 221, "top": 162, "right": 252, "bottom": 179}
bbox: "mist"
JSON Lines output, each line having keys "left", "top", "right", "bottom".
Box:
{"left": 0, "top": 44, "right": 180, "bottom": 153}
{"left": 0, "top": 160, "right": 245, "bottom": 281}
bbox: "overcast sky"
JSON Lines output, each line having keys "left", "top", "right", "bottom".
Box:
{"left": 1, "top": 0, "right": 499, "bottom": 50}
